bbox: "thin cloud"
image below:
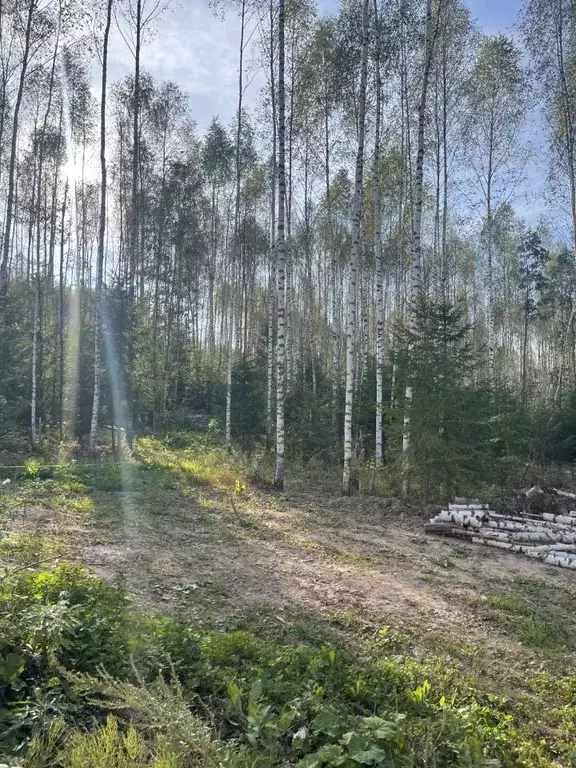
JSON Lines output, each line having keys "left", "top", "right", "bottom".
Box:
{"left": 105, "top": 0, "right": 251, "bottom": 130}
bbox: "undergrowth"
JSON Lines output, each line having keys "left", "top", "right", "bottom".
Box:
{"left": 0, "top": 562, "right": 573, "bottom": 767}
{"left": 0, "top": 438, "right": 574, "bottom": 767}
{"left": 479, "top": 594, "right": 574, "bottom": 652}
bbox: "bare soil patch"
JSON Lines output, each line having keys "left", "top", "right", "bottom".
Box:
{"left": 11, "top": 483, "right": 574, "bottom": 680}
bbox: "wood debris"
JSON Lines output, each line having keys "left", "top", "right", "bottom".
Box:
{"left": 425, "top": 495, "right": 576, "bottom": 571}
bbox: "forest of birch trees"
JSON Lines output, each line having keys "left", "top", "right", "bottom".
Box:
{"left": 1, "top": 0, "right": 576, "bottom": 499}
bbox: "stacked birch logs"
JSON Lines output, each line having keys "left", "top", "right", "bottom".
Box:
{"left": 425, "top": 497, "right": 576, "bottom": 571}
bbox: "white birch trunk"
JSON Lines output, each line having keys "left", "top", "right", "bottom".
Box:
{"left": 486, "top": 163, "right": 496, "bottom": 390}
{"left": 89, "top": 0, "right": 113, "bottom": 452}
{"left": 390, "top": 361, "right": 396, "bottom": 409}
{"left": 342, "top": 0, "right": 369, "bottom": 496}
{"left": 331, "top": 264, "right": 339, "bottom": 436}
{"left": 266, "top": 259, "right": 276, "bottom": 449}
{"left": 31, "top": 280, "right": 39, "bottom": 448}
{"left": 374, "top": 0, "right": 384, "bottom": 467}
{"left": 274, "top": 0, "right": 286, "bottom": 489}
{"left": 266, "top": 0, "right": 277, "bottom": 451}
{"left": 225, "top": 320, "right": 234, "bottom": 453}
{"left": 226, "top": 0, "right": 246, "bottom": 453}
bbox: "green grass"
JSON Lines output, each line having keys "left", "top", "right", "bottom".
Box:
{"left": 294, "top": 538, "right": 320, "bottom": 550}
{"left": 479, "top": 594, "right": 572, "bottom": 651}
{"left": 0, "top": 532, "right": 66, "bottom": 567}
{"left": 332, "top": 551, "right": 376, "bottom": 566}
{"left": 135, "top": 435, "right": 251, "bottom": 491}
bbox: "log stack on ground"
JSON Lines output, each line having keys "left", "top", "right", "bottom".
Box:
{"left": 425, "top": 493, "right": 576, "bottom": 571}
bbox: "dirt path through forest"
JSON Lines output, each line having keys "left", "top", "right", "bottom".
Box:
{"left": 24, "top": 483, "right": 566, "bottom": 678}
{"left": 12, "top": 475, "right": 575, "bottom": 687}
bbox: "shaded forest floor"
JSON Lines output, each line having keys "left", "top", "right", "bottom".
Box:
{"left": 1, "top": 433, "right": 575, "bottom": 765}
{"left": 3, "top": 435, "right": 575, "bottom": 680}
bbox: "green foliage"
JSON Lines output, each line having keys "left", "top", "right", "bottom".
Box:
{"left": 231, "top": 357, "right": 266, "bottom": 451}
{"left": 24, "top": 715, "right": 181, "bottom": 768}
{"left": 0, "top": 532, "right": 65, "bottom": 566}
{"left": 394, "top": 296, "right": 490, "bottom": 501}
{"left": 23, "top": 459, "right": 53, "bottom": 481}
{"left": 135, "top": 434, "right": 249, "bottom": 490}
{"left": 480, "top": 594, "right": 572, "bottom": 651}
{"left": 297, "top": 712, "right": 405, "bottom": 767}
{"left": 0, "top": 560, "right": 573, "bottom": 766}
{"left": 546, "top": 390, "right": 576, "bottom": 463}
{"left": 286, "top": 364, "right": 336, "bottom": 464}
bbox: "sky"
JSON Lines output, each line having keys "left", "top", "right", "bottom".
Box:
{"left": 465, "top": 0, "right": 521, "bottom": 34}
{"left": 98, "top": 0, "right": 552, "bottom": 229}
{"left": 105, "top": 0, "right": 526, "bottom": 133}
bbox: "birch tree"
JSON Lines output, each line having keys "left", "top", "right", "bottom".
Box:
{"left": 31, "top": 13, "right": 61, "bottom": 448}
{"left": 119, "top": 0, "right": 167, "bottom": 446}
{"left": 522, "top": 0, "right": 576, "bottom": 401}
{"left": 89, "top": 0, "right": 114, "bottom": 451}
{"left": 226, "top": 0, "right": 248, "bottom": 453}
{"left": 265, "top": 0, "right": 277, "bottom": 450}
{"left": 373, "top": 0, "right": 384, "bottom": 467}
{"left": 461, "top": 35, "right": 527, "bottom": 387}
{"left": 342, "top": 0, "right": 369, "bottom": 497}
{"left": 0, "top": 0, "right": 43, "bottom": 304}
{"left": 275, "top": 0, "right": 287, "bottom": 489}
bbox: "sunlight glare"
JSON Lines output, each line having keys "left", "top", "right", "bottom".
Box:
{"left": 62, "top": 158, "right": 80, "bottom": 184}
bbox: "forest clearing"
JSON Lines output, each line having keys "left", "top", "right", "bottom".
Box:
{"left": 0, "top": 434, "right": 575, "bottom": 766}
{"left": 3, "top": 0, "right": 576, "bottom": 762}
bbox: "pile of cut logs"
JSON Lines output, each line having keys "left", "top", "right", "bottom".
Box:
{"left": 425, "top": 496, "right": 576, "bottom": 571}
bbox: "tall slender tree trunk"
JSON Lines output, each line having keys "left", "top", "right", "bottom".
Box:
{"left": 26, "top": 122, "right": 39, "bottom": 287}
{"left": 522, "top": 285, "right": 530, "bottom": 408}
{"left": 553, "top": 1, "right": 576, "bottom": 403}
{"left": 32, "top": 29, "right": 60, "bottom": 445}
{"left": 59, "top": 183, "right": 68, "bottom": 443}
{"left": 225, "top": 0, "right": 247, "bottom": 453}
{"left": 331, "top": 261, "right": 340, "bottom": 442}
{"left": 401, "top": 0, "right": 441, "bottom": 497}
{"left": 486, "top": 135, "right": 495, "bottom": 390}
{"left": 433, "top": 69, "right": 441, "bottom": 262}
{"left": 208, "top": 181, "right": 217, "bottom": 351}
{"left": 285, "top": 45, "right": 295, "bottom": 392}
{"left": 342, "top": 0, "right": 369, "bottom": 496}
{"left": 0, "top": 0, "right": 36, "bottom": 303}
{"left": 441, "top": 29, "right": 449, "bottom": 298}
{"left": 374, "top": 0, "right": 384, "bottom": 467}
{"left": 126, "top": 0, "right": 142, "bottom": 448}
{"left": 225, "top": 318, "right": 235, "bottom": 451}
{"left": 266, "top": 0, "right": 277, "bottom": 451}
{"left": 89, "top": 0, "right": 113, "bottom": 451}
{"left": 325, "top": 90, "right": 339, "bottom": 443}
{"left": 151, "top": 137, "right": 167, "bottom": 430}
{"left": 275, "top": 0, "right": 287, "bottom": 490}
{"left": 266, "top": 251, "right": 276, "bottom": 449}
{"left": 31, "top": 278, "right": 40, "bottom": 448}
